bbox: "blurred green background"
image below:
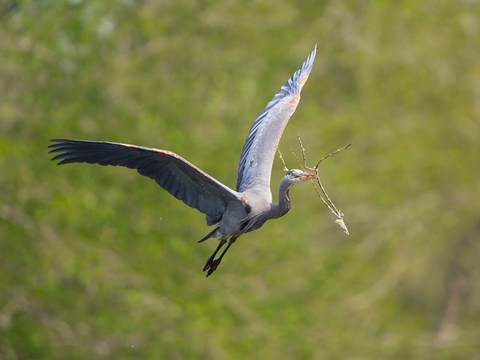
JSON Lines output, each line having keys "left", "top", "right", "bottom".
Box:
{"left": 1, "top": 0, "right": 479, "bottom": 359}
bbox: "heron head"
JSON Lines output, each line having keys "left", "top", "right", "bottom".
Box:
{"left": 285, "top": 169, "right": 317, "bottom": 185}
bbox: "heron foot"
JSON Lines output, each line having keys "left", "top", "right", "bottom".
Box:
{"left": 202, "top": 236, "right": 237, "bottom": 277}
{"left": 203, "top": 256, "right": 222, "bottom": 277}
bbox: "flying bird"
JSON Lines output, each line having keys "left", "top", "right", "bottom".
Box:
{"left": 50, "top": 46, "right": 318, "bottom": 276}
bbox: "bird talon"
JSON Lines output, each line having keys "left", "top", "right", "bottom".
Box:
{"left": 202, "top": 256, "right": 214, "bottom": 272}
{"left": 203, "top": 257, "right": 221, "bottom": 276}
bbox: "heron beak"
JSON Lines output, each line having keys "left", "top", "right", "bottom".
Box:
{"left": 300, "top": 171, "right": 318, "bottom": 181}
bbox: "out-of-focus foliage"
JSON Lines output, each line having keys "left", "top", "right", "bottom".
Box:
{"left": 1, "top": 0, "right": 479, "bottom": 358}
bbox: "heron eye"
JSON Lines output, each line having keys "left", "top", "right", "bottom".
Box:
{"left": 286, "top": 170, "right": 293, "bottom": 175}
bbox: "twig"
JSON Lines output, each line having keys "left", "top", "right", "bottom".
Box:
{"left": 289, "top": 145, "right": 305, "bottom": 171}
{"left": 312, "top": 176, "right": 350, "bottom": 235}
{"left": 277, "top": 148, "right": 289, "bottom": 172}
{"left": 313, "top": 143, "right": 351, "bottom": 169}
{"left": 298, "top": 136, "right": 309, "bottom": 170}
{"left": 297, "top": 137, "right": 351, "bottom": 235}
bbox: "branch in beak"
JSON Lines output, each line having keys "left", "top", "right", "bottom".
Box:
{"left": 304, "top": 172, "right": 318, "bottom": 180}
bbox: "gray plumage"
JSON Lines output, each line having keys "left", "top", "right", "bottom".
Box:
{"left": 49, "top": 46, "right": 318, "bottom": 276}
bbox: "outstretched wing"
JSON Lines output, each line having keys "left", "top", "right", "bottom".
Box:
{"left": 236, "top": 45, "right": 317, "bottom": 193}
{"left": 49, "top": 139, "right": 242, "bottom": 225}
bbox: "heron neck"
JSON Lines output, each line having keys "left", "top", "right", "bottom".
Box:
{"left": 272, "top": 179, "right": 291, "bottom": 218}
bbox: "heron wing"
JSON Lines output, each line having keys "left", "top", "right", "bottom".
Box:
{"left": 49, "top": 139, "right": 242, "bottom": 225}
{"left": 236, "top": 45, "right": 317, "bottom": 192}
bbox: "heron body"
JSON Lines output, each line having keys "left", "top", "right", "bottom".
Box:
{"left": 50, "top": 46, "right": 318, "bottom": 276}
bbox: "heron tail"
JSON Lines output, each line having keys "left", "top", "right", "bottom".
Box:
{"left": 198, "top": 226, "right": 220, "bottom": 243}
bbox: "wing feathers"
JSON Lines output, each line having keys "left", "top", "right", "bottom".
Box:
{"left": 49, "top": 139, "right": 241, "bottom": 225}
{"left": 236, "top": 45, "right": 317, "bottom": 192}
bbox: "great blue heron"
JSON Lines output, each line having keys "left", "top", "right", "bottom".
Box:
{"left": 50, "top": 46, "right": 318, "bottom": 276}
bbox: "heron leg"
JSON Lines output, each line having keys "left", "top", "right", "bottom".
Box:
{"left": 204, "top": 236, "right": 238, "bottom": 277}
{"left": 202, "top": 239, "right": 226, "bottom": 272}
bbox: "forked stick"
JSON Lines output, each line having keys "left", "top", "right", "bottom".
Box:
{"left": 283, "top": 136, "right": 351, "bottom": 235}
